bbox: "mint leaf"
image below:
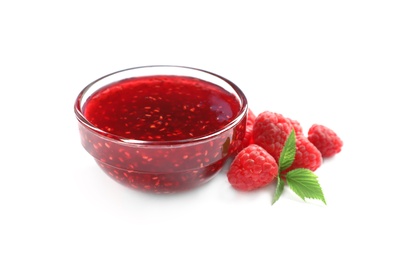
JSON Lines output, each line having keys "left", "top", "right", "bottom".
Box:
{"left": 286, "top": 168, "right": 327, "bottom": 204}
{"left": 278, "top": 129, "right": 296, "bottom": 172}
{"left": 272, "top": 175, "right": 284, "bottom": 205}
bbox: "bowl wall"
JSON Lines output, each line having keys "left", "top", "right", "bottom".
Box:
{"left": 75, "top": 65, "right": 248, "bottom": 193}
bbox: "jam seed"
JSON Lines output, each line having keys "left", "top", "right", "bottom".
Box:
{"left": 124, "top": 152, "right": 131, "bottom": 158}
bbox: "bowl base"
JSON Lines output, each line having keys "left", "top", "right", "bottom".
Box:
{"left": 94, "top": 159, "right": 225, "bottom": 194}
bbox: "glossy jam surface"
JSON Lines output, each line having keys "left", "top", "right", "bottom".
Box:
{"left": 79, "top": 75, "right": 246, "bottom": 193}
{"left": 83, "top": 75, "right": 240, "bottom": 141}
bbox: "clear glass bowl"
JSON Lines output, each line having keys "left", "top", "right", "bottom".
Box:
{"left": 74, "top": 65, "right": 248, "bottom": 193}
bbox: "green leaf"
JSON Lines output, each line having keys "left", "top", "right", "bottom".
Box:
{"left": 272, "top": 175, "right": 284, "bottom": 205}
{"left": 278, "top": 129, "right": 296, "bottom": 172}
{"left": 286, "top": 168, "right": 327, "bottom": 205}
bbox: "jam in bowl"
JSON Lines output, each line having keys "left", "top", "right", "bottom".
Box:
{"left": 74, "top": 65, "right": 248, "bottom": 193}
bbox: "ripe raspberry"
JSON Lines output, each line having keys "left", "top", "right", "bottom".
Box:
{"left": 227, "top": 144, "right": 278, "bottom": 191}
{"left": 308, "top": 124, "right": 343, "bottom": 157}
{"left": 241, "top": 109, "right": 257, "bottom": 149}
{"left": 286, "top": 117, "right": 303, "bottom": 136}
{"left": 253, "top": 111, "right": 292, "bottom": 162}
{"left": 282, "top": 136, "right": 323, "bottom": 174}
{"left": 247, "top": 109, "right": 257, "bottom": 126}
{"left": 253, "top": 111, "right": 322, "bottom": 174}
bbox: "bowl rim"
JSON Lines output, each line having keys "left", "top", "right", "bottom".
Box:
{"left": 74, "top": 65, "right": 248, "bottom": 146}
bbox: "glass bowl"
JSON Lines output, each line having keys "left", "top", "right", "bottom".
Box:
{"left": 74, "top": 65, "right": 248, "bottom": 193}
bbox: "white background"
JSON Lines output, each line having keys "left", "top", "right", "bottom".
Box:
{"left": 1, "top": 1, "right": 399, "bottom": 259}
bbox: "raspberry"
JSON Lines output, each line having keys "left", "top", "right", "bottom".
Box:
{"left": 286, "top": 117, "right": 303, "bottom": 136}
{"left": 227, "top": 144, "right": 278, "bottom": 191}
{"left": 247, "top": 109, "right": 257, "bottom": 126}
{"left": 241, "top": 109, "right": 257, "bottom": 149}
{"left": 253, "top": 111, "right": 322, "bottom": 174}
{"left": 282, "top": 136, "right": 322, "bottom": 174}
{"left": 253, "top": 111, "right": 292, "bottom": 162}
{"left": 308, "top": 124, "right": 343, "bottom": 157}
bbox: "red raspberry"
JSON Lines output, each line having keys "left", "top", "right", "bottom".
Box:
{"left": 286, "top": 117, "right": 303, "bottom": 136}
{"left": 282, "top": 136, "right": 323, "bottom": 174}
{"left": 253, "top": 111, "right": 292, "bottom": 162}
{"left": 228, "top": 144, "right": 278, "bottom": 191}
{"left": 253, "top": 111, "right": 322, "bottom": 174}
{"left": 308, "top": 124, "right": 343, "bottom": 157}
{"left": 247, "top": 109, "right": 257, "bottom": 125}
{"left": 241, "top": 109, "right": 257, "bottom": 149}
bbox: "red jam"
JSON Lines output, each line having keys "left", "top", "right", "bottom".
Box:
{"left": 83, "top": 75, "right": 241, "bottom": 141}
{"left": 78, "top": 75, "right": 246, "bottom": 193}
